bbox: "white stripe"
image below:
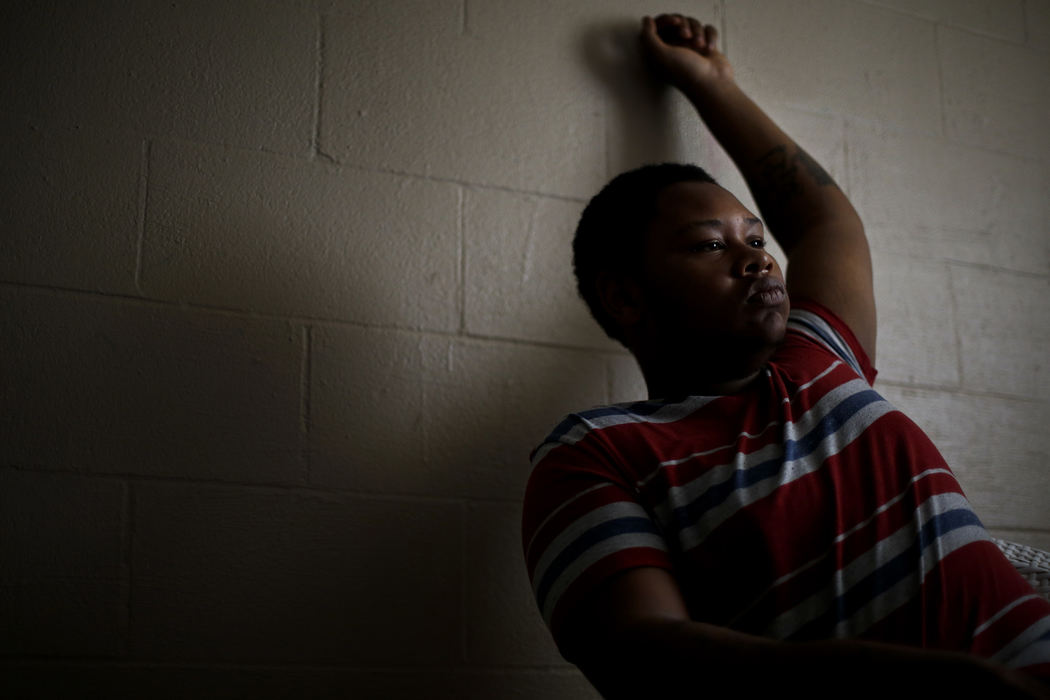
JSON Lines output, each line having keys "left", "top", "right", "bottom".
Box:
{"left": 763, "top": 491, "right": 976, "bottom": 638}
{"left": 638, "top": 361, "right": 844, "bottom": 492}
{"left": 650, "top": 375, "right": 872, "bottom": 529}
{"left": 1002, "top": 629, "right": 1050, "bottom": 669}
{"left": 530, "top": 500, "right": 653, "bottom": 599}
{"left": 789, "top": 309, "right": 863, "bottom": 378}
{"left": 797, "top": 359, "right": 843, "bottom": 392}
{"left": 524, "top": 482, "right": 612, "bottom": 562}
{"left": 541, "top": 531, "right": 669, "bottom": 624}
{"left": 530, "top": 396, "right": 718, "bottom": 467}
{"left": 992, "top": 613, "right": 1050, "bottom": 666}
{"left": 833, "top": 524, "right": 988, "bottom": 638}
{"left": 974, "top": 594, "right": 1042, "bottom": 637}
{"left": 729, "top": 468, "right": 954, "bottom": 627}
{"left": 637, "top": 419, "right": 781, "bottom": 489}
{"left": 667, "top": 383, "right": 896, "bottom": 552}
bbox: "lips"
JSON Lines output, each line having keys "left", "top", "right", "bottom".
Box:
{"left": 746, "top": 278, "right": 787, "bottom": 306}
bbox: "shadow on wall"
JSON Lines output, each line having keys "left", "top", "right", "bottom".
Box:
{"left": 3, "top": 17, "right": 678, "bottom": 700}
{"left": 579, "top": 18, "right": 682, "bottom": 174}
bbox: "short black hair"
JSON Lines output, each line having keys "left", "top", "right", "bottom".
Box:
{"left": 573, "top": 163, "right": 718, "bottom": 342}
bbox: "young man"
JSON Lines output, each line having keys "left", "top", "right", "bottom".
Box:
{"left": 522, "top": 14, "right": 1050, "bottom": 699}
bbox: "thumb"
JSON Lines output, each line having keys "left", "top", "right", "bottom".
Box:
{"left": 639, "top": 16, "right": 664, "bottom": 53}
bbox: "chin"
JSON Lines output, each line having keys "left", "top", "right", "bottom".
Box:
{"left": 747, "top": 307, "right": 789, "bottom": 347}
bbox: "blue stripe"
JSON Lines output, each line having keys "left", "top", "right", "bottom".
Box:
{"left": 535, "top": 516, "right": 662, "bottom": 611}
{"left": 791, "top": 316, "right": 861, "bottom": 376}
{"left": 578, "top": 400, "right": 670, "bottom": 421}
{"left": 537, "top": 400, "right": 680, "bottom": 453}
{"left": 790, "top": 507, "right": 983, "bottom": 640}
{"left": 668, "top": 388, "right": 885, "bottom": 533}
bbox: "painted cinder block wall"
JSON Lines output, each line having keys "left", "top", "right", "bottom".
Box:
{"left": 2, "top": 0, "right": 1048, "bottom": 697}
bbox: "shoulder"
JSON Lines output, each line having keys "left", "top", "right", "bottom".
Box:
{"left": 529, "top": 396, "right": 716, "bottom": 467}
{"left": 783, "top": 297, "right": 877, "bottom": 384}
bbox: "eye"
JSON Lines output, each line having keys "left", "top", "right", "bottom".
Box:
{"left": 748, "top": 238, "right": 767, "bottom": 248}
{"left": 688, "top": 240, "right": 725, "bottom": 253}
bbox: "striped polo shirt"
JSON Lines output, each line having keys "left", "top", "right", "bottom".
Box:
{"left": 522, "top": 299, "right": 1050, "bottom": 677}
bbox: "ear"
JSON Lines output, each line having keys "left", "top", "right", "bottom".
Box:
{"left": 596, "top": 270, "right": 644, "bottom": 332}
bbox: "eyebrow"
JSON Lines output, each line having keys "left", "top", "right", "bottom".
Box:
{"left": 676, "top": 217, "right": 763, "bottom": 233}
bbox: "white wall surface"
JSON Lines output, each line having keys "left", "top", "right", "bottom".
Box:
{"left": 2, "top": 0, "right": 1048, "bottom": 697}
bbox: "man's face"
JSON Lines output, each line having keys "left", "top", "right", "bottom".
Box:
{"left": 635, "top": 180, "right": 789, "bottom": 353}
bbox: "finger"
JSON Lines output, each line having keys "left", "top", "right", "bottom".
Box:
{"left": 640, "top": 15, "right": 659, "bottom": 47}
{"left": 687, "top": 17, "right": 705, "bottom": 49}
{"left": 651, "top": 13, "right": 687, "bottom": 45}
{"left": 668, "top": 13, "right": 690, "bottom": 40}
{"left": 704, "top": 23, "right": 720, "bottom": 52}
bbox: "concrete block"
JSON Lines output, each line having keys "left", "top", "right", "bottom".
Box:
{"left": 0, "top": 115, "right": 140, "bottom": 294}
{"left": 870, "top": 251, "right": 960, "bottom": 387}
{"left": 140, "top": 140, "right": 460, "bottom": 331}
{"left": 423, "top": 338, "right": 608, "bottom": 499}
{"left": 727, "top": 0, "right": 941, "bottom": 135}
{"left": 461, "top": 105, "right": 839, "bottom": 349}
{"left": 576, "top": 1, "right": 721, "bottom": 179}
{"left": 950, "top": 265, "right": 1050, "bottom": 397}
{"left": 0, "top": 288, "right": 304, "bottom": 482}
{"left": 879, "top": 386, "right": 1050, "bottom": 530}
{"left": 1, "top": 579, "right": 126, "bottom": 658}
{"left": 464, "top": 502, "right": 565, "bottom": 666}
{"left": 866, "top": 0, "right": 1026, "bottom": 40}
{"left": 464, "top": 187, "right": 614, "bottom": 349}
{"left": 1028, "top": 0, "right": 1050, "bottom": 49}
{"left": 0, "top": 0, "right": 315, "bottom": 153}
{"left": 847, "top": 126, "right": 1049, "bottom": 275}
{"left": 308, "top": 324, "right": 428, "bottom": 491}
{"left": 939, "top": 25, "right": 1050, "bottom": 159}
{"left": 0, "top": 470, "right": 126, "bottom": 656}
{"left": 321, "top": 0, "right": 669, "bottom": 198}
{"left": 130, "top": 482, "right": 463, "bottom": 664}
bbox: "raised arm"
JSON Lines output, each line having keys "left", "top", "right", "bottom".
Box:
{"left": 640, "top": 14, "right": 877, "bottom": 360}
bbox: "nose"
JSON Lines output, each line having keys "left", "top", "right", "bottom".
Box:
{"left": 734, "top": 245, "right": 774, "bottom": 277}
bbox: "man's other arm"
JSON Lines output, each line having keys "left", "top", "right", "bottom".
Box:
{"left": 560, "top": 565, "right": 1050, "bottom": 699}
{"left": 640, "top": 14, "right": 876, "bottom": 360}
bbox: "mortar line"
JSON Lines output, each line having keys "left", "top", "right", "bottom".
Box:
{"left": 718, "top": 0, "right": 729, "bottom": 57}
{"left": 460, "top": 500, "right": 469, "bottom": 663}
{"left": 134, "top": 139, "right": 152, "bottom": 295}
{"left": 312, "top": 12, "right": 326, "bottom": 158}
{"left": 0, "top": 278, "right": 636, "bottom": 354}
{"left": 933, "top": 23, "right": 948, "bottom": 139}
{"left": 458, "top": 185, "right": 467, "bottom": 334}
{"left": 945, "top": 263, "right": 967, "bottom": 389}
{"left": 300, "top": 325, "right": 313, "bottom": 483}
{"left": 122, "top": 479, "right": 136, "bottom": 656}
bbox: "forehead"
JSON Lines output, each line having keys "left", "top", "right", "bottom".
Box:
{"left": 649, "top": 181, "right": 757, "bottom": 233}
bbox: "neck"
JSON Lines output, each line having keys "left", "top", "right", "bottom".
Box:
{"left": 634, "top": 339, "right": 776, "bottom": 399}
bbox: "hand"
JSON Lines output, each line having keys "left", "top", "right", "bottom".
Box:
{"left": 640, "top": 14, "right": 734, "bottom": 92}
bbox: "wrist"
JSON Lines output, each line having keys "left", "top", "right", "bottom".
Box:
{"left": 680, "top": 74, "right": 746, "bottom": 115}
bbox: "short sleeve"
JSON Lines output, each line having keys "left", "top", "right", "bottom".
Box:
{"left": 522, "top": 415, "right": 673, "bottom": 638}
{"left": 787, "top": 298, "right": 878, "bottom": 385}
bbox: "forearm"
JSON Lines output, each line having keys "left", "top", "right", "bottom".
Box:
{"left": 679, "top": 76, "right": 861, "bottom": 252}
{"left": 580, "top": 617, "right": 1044, "bottom": 700}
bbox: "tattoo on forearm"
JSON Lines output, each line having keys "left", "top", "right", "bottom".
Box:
{"left": 797, "top": 148, "right": 835, "bottom": 186}
{"left": 755, "top": 145, "right": 836, "bottom": 203}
